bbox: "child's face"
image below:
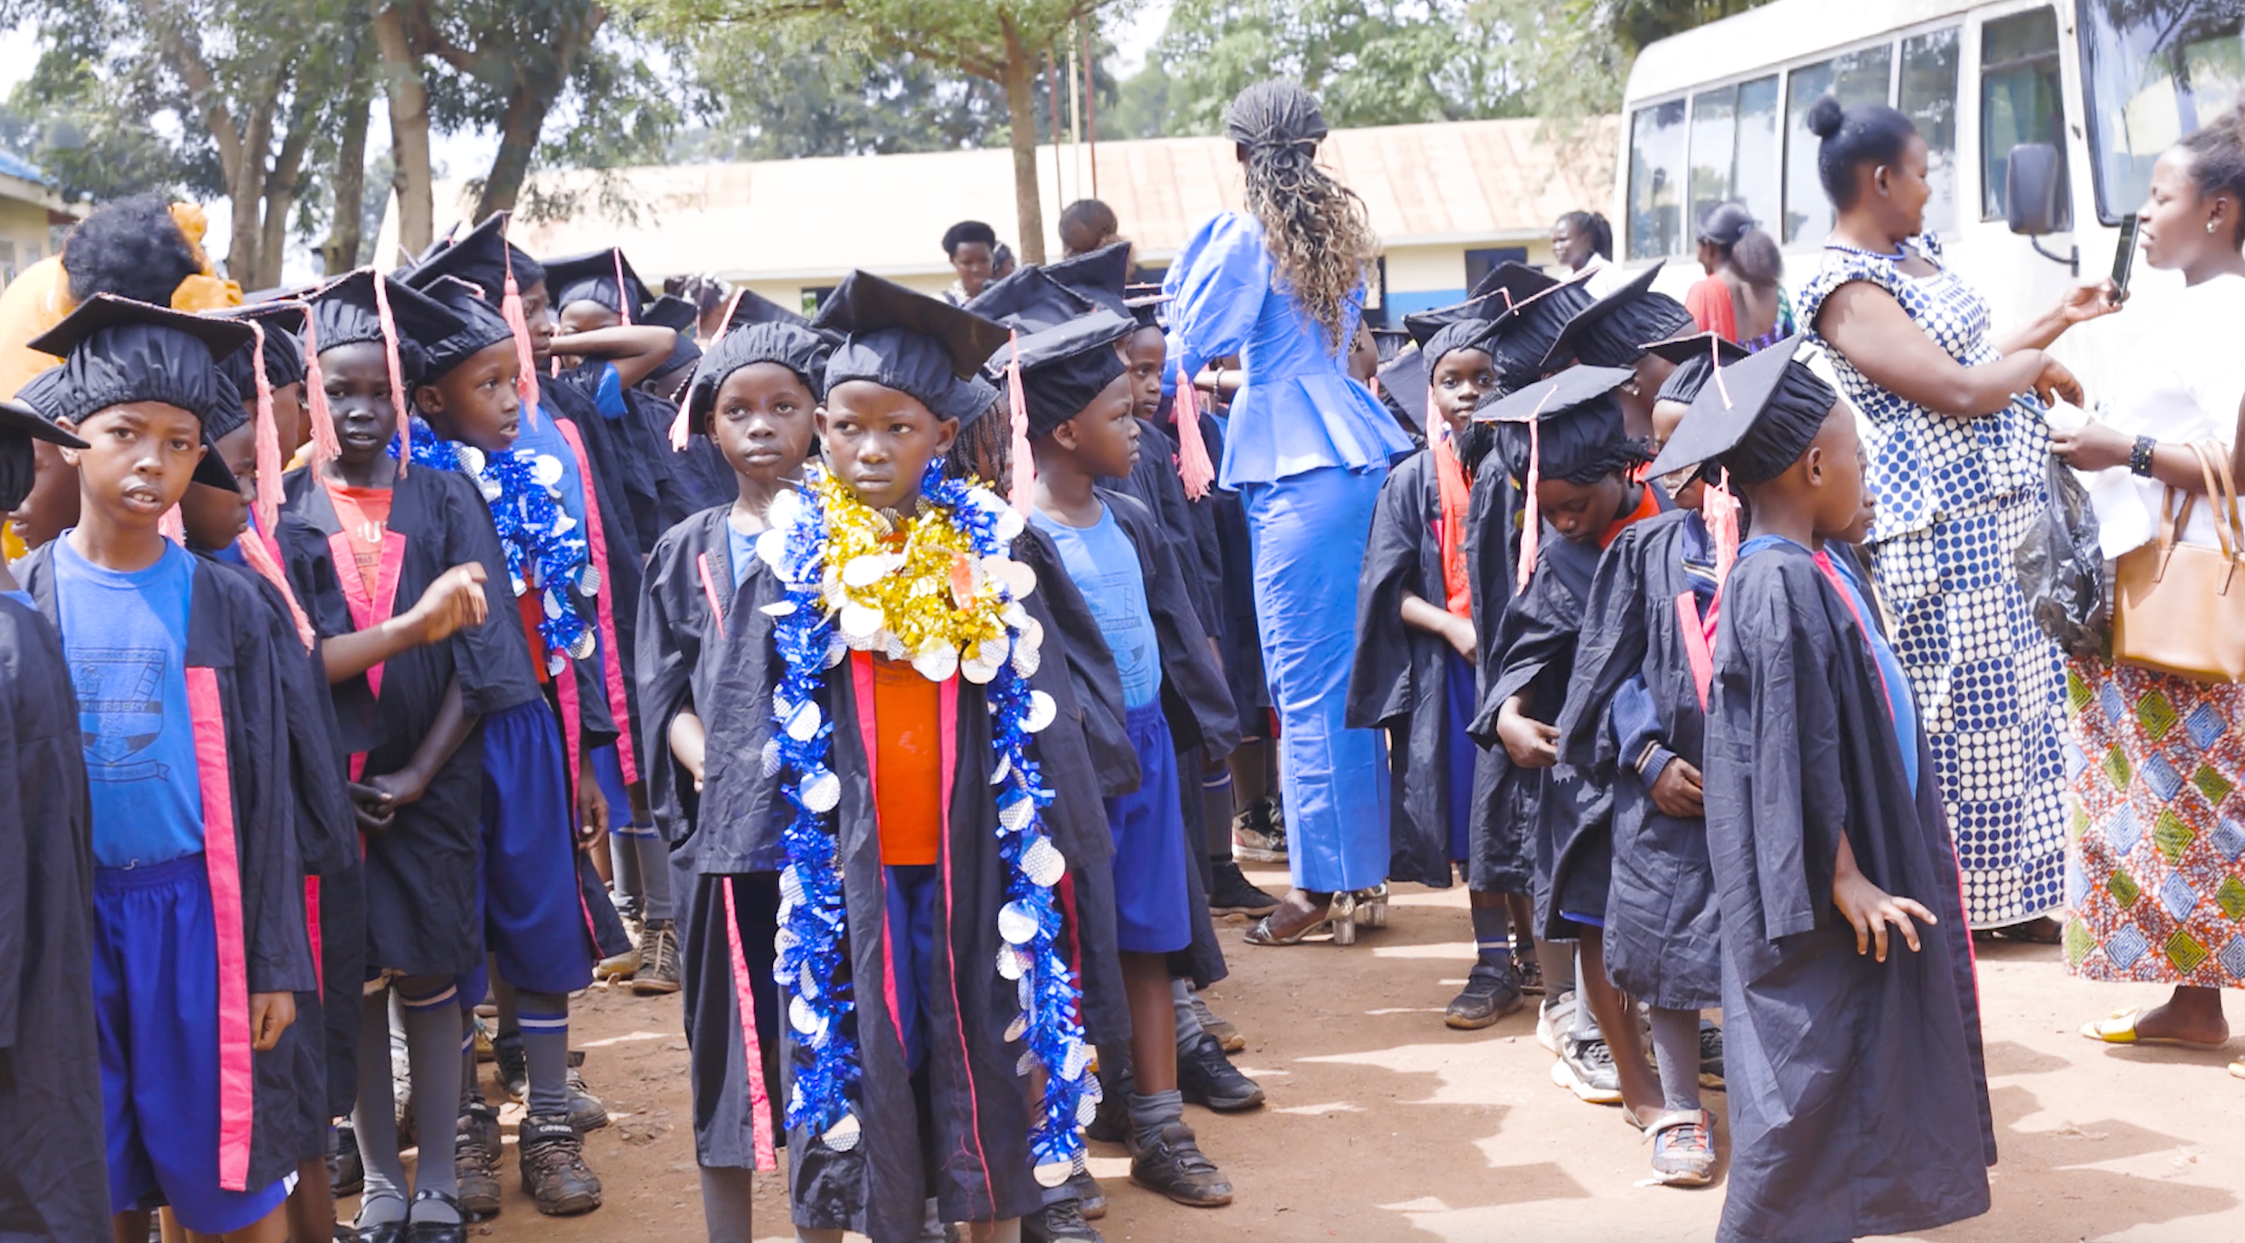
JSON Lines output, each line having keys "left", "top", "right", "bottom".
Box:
{"left": 60, "top": 401, "right": 206, "bottom": 528}
{"left": 1122, "top": 327, "right": 1166, "bottom": 421}
{"left": 819, "top": 380, "right": 957, "bottom": 513}
{"left": 1806, "top": 401, "right": 1870, "bottom": 538}
{"left": 520, "top": 281, "right": 558, "bottom": 367}
{"left": 712, "top": 363, "right": 818, "bottom": 485}
{"left": 320, "top": 342, "right": 400, "bottom": 469}
{"left": 1430, "top": 348, "right": 1499, "bottom": 436}
{"left": 181, "top": 421, "right": 257, "bottom": 551}
{"left": 1649, "top": 397, "right": 1704, "bottom": 509}
{"left": 1054, "top": 372, "right": 1141, "bottom": 480}
{"left": 1536, "top": 473, "right": 1630, "bottom": 545}
{"left": 9, "top": 438, "right": 79, "bottom": 549}
{"left": 271, "top": 380, "right": 308, "bottom": 459}
{"left": 1619, "top": 353, "right": 1675, "bottom": 440}
{"left": 415, "top": 339, "right": 522, "bottom": 453}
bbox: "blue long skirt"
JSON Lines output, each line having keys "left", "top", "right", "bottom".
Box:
{"left": 1241, "top": 464, "right": 1391, "bottom": 892}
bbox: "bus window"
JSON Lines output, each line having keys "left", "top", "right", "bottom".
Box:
{"left": 2080, "top": 1, "right": 2245, "bottom": 225}
{"left": 1784, "top": 44, "right": 1894, "bottom": 243}
{"left": 1690, "top": 76, "right": 1782, "bottom": 249}
{"left": 1900, "top": 27, "right": 1961, "bottom": 236}
{"left": 1628, "top": 98, "right": 1688, "bottom": 259}
{"left": 1981, "top": 7, "right": 2070, "bottom": 226}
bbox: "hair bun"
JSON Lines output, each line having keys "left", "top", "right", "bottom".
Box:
{"left": 1806, "top": 95, "right": 1846, "bottom": 141}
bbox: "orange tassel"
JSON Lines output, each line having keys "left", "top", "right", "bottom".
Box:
{"left": 1007, "top": 329, "right": 1034, "bottom": 515}
{"left": 301, "top": 300, "right": 341, "bottom": 464}
{"left": 1704, "top": 468, "right": 1742, "bottom": 586}
{"left": 1173, "top": 361, "right": 1215, "bottom": 500}
{"left": 612, "top": 251, "right": 632, "bottom": 325}
{"left": 246, "top": 321, "right": 281, "bottom": 535}
{"left": 502, "top": 240, "right": 542, "bottom": 428}
{"left": 369, "top": 270, "right": 410, "bottom": 475}
{"left": 1516, "top": 416, "right": 1540, "bottom": 593}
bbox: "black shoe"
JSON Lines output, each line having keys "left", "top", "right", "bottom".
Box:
{"left": 494, "top": 1033, "right": 528, "bottom": 1102}
{"left": 406, "top": 1189, "right": 468, "bottom": 1243}
{"left": 566, "top": 1051, "right": 610, "bottom": 1131}
{"left": 1231, "top": 798, "right": 1286, "bottom": 863}
{"left": 1086, "top": 1064, "right": 1131, "bottom": 1145}
{"left": 1208, "top": 860, "right": 1281, "bottom": 918}
{"left": 330, "top": 1121, "right": 364, "bottom": 1197}
{"left": 1176, "top": 1031, "right": 1264, "bottom": 1112}
{"left": 1128, "top": 1121, "right": 1234, "bottom": 1207}
{"left": 1023, "top": 1197, "right": 1104, "bottom": 1242}
{"left": 519, "top": 1113, "right": 603, "bottom": 1215}
{"left": 1444, "top": 964, "right": 1525, "bottom": 1030}
{"left": 454, "top": 1100, "right": 502, "bottom": 1219}
{"left": 1067, "top": 1169, "right": 1106, "bottom": 1220}
{"left": 1699, "top": 1020, "right": 1725, "bottom": 1087}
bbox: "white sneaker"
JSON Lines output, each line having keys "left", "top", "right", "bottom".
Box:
{"left": 1535, "top": 990, "right": 1577, "bottom": 1055}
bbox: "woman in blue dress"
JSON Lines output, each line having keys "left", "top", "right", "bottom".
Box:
{"left": 1794, "top": 94, "right": 2118, "bottom": 934}
{"left": 1164, "top": 81, "right": 1414, "bottom": 944}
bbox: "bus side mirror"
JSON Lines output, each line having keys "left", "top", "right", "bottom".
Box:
{"left": 2007, "top": 144, "right": 2064, "bottom": 236}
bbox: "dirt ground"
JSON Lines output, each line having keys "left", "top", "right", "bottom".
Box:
{"left": 413, "top": 864, "right": 2245, "bottom": 1243}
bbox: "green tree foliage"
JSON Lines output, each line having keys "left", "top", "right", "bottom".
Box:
{"left": 679, "top": 29, "right": 1013, "bottom": 159}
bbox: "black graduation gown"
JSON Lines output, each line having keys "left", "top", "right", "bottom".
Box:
{"left": 1458, "top": 464, "right": 1539, "bottom": 898}
{"left": 552, "top": 363, "right": 683, "bottom": 556}
{"left": 1205, "top": 416, "right": 1268, "bottom": 726}
{"left": 0, "top": 596, "right": 106, "bottom": 1243}
{"left": 1348, "top": 450, "right": 1482, "bottom": 888}
{"left": 1704, "top": 542, "right": 1993, "bottom": 1243}
{"left": 627, "top": 384, "right": 736, "bottom": 520}
{"left": 694, "top": 525, "right": 1123, "bottom": 1238}
{"left": 534, "top": 384, "right": 651, "bottom": 767}
{"left": 278, "top": 465, "right": 540, "bottom": 979}
{"left": 21, "top": 544, "right": 318, "bottom": 1197}
{"left": 1552, "top": 510, "right": 1721, "bottom": 1011}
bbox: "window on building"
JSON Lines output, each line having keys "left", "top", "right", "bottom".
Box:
{"left": 1783, "top": 43, "right": 1894, "bottom": 243}
{"left": 1686, "top": 75, "right": 1782, "bottom": 248}
{"left": 1463, "top": 246, "right": 1528, "bottom": 295}
{"left": 1627, "top": 98, "right": 1689, "bottom": 259}
{"left": 2080, "top": 0, "right": 2245, "bottom": 225}
{"left": 1899, "top": 27, "right": 1962, "bottom": 235}
{"left": 0, "top": 240, "right": 14, "bottom": 285}
{"left": 1981, "top": 6, "right": 2069, "bottom": 225}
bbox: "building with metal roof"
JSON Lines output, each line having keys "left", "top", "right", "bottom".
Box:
{"left": 0, "top": 153, "right": 80, "bottom": 286}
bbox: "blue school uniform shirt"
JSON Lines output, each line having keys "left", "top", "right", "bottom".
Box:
{"left": 1029, "top": 503, "right": 1162, "bottom": 709}
{"left": 54, "top": 536, "right": 206, "bottom": 868}
{"left": 728, "top": 514, "right": 757, "bottom": 591}
{"left": 513, "top": 402, "right": 589, "bottom": 532}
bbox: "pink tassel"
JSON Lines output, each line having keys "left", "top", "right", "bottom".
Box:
{"left": 302, "top": 303, "right": 341, "bottom": 464}
{"left": 160, "top": 505, "right": 184, "bottom": 544}
{"left": 714, "top": 289, "right": 744, "bottom": 346}
{"left": 246, "top": 322, "right": 281, "bottom": 535}
{"left": 369, "top": 270, "right": 410, "bottom": 476}
{"left": 240, "top": 523, "right": 315, "bottom": 648}
{"left": 502, "top": 242, "right": 543, "bottom": 428}
{"left": 1173, "top": 361, "right": 1215, "bottom": 500}
{"left": 612, "top": 251, "right": 632, "bottom": 325}
{"left": 670, "top": 402, "right": 692, "bottom": 451}
{"left": 1704, "top": 467, "right": 1742, "bottom": 587}
{"left": 1007, "top": 329, "right": 1034, "bottom": 515}
{"left": 1517, "top": 416, "right": 1540, "bottom": 593}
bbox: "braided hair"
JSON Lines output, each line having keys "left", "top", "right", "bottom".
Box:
{"left": 1225, "top": 81, "right": 1380, "bottom": 352}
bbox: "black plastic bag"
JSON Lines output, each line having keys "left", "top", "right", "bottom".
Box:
{"left": 2016, "top": 454, "right": 2108, "bottom": 662}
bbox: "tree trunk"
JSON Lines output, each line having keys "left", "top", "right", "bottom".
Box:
{"left": 998, "top": 17, "right": 1046, "bottom": 266}
{"left": 370, "top": 0, "right": 434, "bottom": 258}
{"left": 228, "top": 93, "right": 275, "bottom": 287}
{"left": 473, "top": 5, "right": 602, "bottom": 219}
{"left": 323, "top": 78, "right": 373, "bottom": 275}
{"left": 255, "top": 107, "right": 315, "bottom": 290}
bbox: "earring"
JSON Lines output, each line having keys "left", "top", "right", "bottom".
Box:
{"left": 2210, "top": 219, "right": 2220, "bottom": 234}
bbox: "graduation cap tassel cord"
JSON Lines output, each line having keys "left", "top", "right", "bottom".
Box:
{"left": 613, "top": 251, "right": 633, "bottom": 325}
{"left": 159, "top": 504, "right": 185, "bottom": 544}
{"left": 300, "top": 304, "right": 341, "bottom": 464}
{"left": 1007, "top": 329, "right": 1034, "bottom": 516}
{"left": 715, "top": 289, "right": 745, "bottom": 346}
{"left": 1705, "top": 467, "right": 1742, "bottom": 586}
{"left": 1173, "top": 360, "right": 1215, "bottom": 500}
{"left": 246, "top": 321, "right": 282, "bottom": 536}
{"left": 1517, "top": 415, "right": 1540, "bottom": 593}
{"left": 369, "top": 269, "right": 411, "bottom": 476}
{"left": 501, "top": 248, "right": 543, "bottom": 428}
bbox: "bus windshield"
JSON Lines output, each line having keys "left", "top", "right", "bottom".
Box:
{"left": 2080, "top": 0, "right": 2245, "bottom": 224}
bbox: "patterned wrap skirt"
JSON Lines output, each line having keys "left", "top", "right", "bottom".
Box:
{"left": 2065, "top": 659, "right": 2245, "bottom": 988}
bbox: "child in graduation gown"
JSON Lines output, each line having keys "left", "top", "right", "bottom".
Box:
{"left": 16, "top": 297, "right": 314, "bottom": 1242}
{"left": 636, "top": 314, "right": 830, "bottom": 1243}
{"left": 1481, "top": 366, "right": 1669, "bottom": 1117}
{"left": 0, "top": 398, "right": 106, "bottom": 1243}
{"left": 1547, "top": 334, "right": 1743, "bottom": 1188}
{"left": 693, "top": 273, "right": 1111, "bottom": 1243}
{"left": 1672, "top": 339, "right": 1992, "bottom": 1243}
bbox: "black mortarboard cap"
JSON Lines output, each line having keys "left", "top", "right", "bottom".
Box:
{"left": 306, "top": 270, "right": 465, "bottom": 386}
{"left": 1644, "top": 330, "right": 1748, "bottom": 408}
{"left": 1473, "top": 364, "right": 1635, "bottom": 483}
{"left": 543, "top": 248, "right": 651, "bottom": 317}
{"left": 1374, "top": 346, "right": 1427, "bottom": 434}
{"left": 1541, "top": 262, "right": 1693, "bottom": 370}
{"left": 417, "top": 276, "right": 521, "bottom": 382}
{"left": 0, "top": 393, "right": 86, "bottom": 450}
{"left": 642, "top": 294, "right": 700, "bottom": 334}
{"left": 1403, "top": 291, "right": 1511, "bottom": 364}
{"left": 1009, "top": 310, "right": 1136, "bottom": 439}
{"left": 685, "top": 322, "right": 837, "bottom": 430}
{"left": 1124, "top": 293, "right": 1170, "bottom": 331}
{"left": 1647, "top": 334, "right": 1839, "bottom": 486}
{"left": 1469, "top": 260, "right": 1561, "bottom": 307}
{"left": 725, "top": 287, "right": 811, "bottom": 331}
{"left": 965, "top": 267, "right": 1096, "bottom": 333}
{"left": 401, "top": 212, "right": 518, "bottom": 303}
{"left": 25, "top": 295, "right": 250, "bottom": 489}
{"left": 209, "top": 300, "right": 310, "bottom": 392}
{"left": 1483, "top": 278, "right": 1596, "bottom": 387}
{"left": 815, "top": 270, "right": 1008, "bottom": 425}
{"left": 1042, "top": 242, "right": 1134, "bottom": 315}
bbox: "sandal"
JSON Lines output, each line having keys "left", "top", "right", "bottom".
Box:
{"left": 1975, "top": 917, "right": 2063, "bottom": 945}
{"left": 1244, "top": 909, "right": 1330, "bottom": 946}
{"left": 2230, "top": 1061, "right": 2245, "bottom": 1080}
{"left": 2079, "top": 1007, "right": 2231, "bottom": 1049}
{"left": 1646, "top": 1109, "right": 1716, "bottom": 1187}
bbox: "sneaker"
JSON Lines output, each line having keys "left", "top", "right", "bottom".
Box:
{"left": 1086, "top": 1064, "right": 1131, "bottom": 1145}
{"left": 330, "top": 1121, "right": 364, "bottom": 1197}
{"left": 1128, "top": 1121, "right": 1233, "bottom": 1207}
{"left": 471, "top": 1013, "right": 495, "bottom": 1063}
{"left": 565, "top": 1052, "right": 610, "bottom": 1132}
{"left": 1535, "top": 990, "right": 1575, "bottom": 1054}
{"left": 518, "top": 1113, "right": 602, "bottom": 1215}
{"left": 1444, "top": 964, "right": 1525, "bottom": 1030}
{"left": 1699, "top": 1020, "right": 1725, "bottom": 1088}
{"left": 1647, "top": 1109, "right": 1717, "bottom": 1187}
{"left": 1552, "top": 1033, "right": 1624, "bottom": 1104}
{"left": 1516, "top": 949, "right": 1546, "bottom": 996}
{"left": 631, "top": 921, "right": 682, "bottom": 996}
{"left": 1231, "top": 798, "right": 1286, "bottom": 864}
{"left": 1066, "top": 1170, "right": 1105, "bottom": 1220}
{"left": 494, "top": 1034, "right": 528, "bottom": 1102}
{"left": 1207, "top": 861, "right": 1280, "bottom": 918}
{"left": 453, "top": 1100, "right": 503, "bottom": 1219}
{"left": 1023, "top": 1197, "right": 1103, "bottom": 1242}
{"left": 1188, "top": 992, "right": 1245, "bottom": 1054}
{"left": 1176, "top": 1031, "right": 1265, "bottom": 1112}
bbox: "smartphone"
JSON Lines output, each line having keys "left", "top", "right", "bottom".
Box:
{"left": 2111, "top": 215, "right": 2140, "bottom": 301}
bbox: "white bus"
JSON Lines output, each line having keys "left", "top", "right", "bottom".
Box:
{"left": 1618, "top": 0, "right": 2243, "bottom": 391}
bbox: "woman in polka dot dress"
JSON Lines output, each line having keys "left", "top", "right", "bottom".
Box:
{"left": 1794, "top": 95, "right": 2118, "bottom": 934}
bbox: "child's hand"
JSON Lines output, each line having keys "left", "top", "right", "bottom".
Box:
{"left": 1496, "top": 698, "right": 1558, "bottom": 769}
{"left": 401, "top": 563, "right": 490, "bottom": 645}
{"left": 348, "top": 780, "right": 398, "bottom": 835}
{"left": 576, "top": 772, "right": 609, "bottom": 848}
{"left": 250, "top": 991, "right": 296, "bottom": 1051}
{"left": 1648, "top": 757, "right": 1705, "bottom": 818}
{"left": 1833, "top": 868, "right": 1937, "bottom": 962}
{"left": 1444, "top": 614, "right": 1478, "bottom": 659}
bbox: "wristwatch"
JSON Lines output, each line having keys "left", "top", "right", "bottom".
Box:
{"left": 2129, "top": 435, "right": 2157, "bottom": 477}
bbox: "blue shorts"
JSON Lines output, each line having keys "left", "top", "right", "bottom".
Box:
{"left": 94, "top": 855, "right": 292, "bottom": 1234}
{"left": 1105, "top": 704, "right": 1193, "bottom": 955}
{"left": 882, "top": 864, "right": 939, "bottom": 1075}
{"left": 479, "top": 700, "right": 595, "bottom": 994}
{"left": 592, "top": 744, "right": 652, "bottom": 834}
{"left": 1443, "top": 652, "right": 1476, "bottom": 865}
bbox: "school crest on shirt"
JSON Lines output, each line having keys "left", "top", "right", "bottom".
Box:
{"left": 71, "top": 648, "right": 170, "bottom": 780}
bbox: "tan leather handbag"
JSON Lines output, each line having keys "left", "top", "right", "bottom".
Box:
{"left": 2111, "top": 441, "right": 2245, "bottom": 683}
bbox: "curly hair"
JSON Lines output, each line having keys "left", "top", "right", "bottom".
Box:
{"left": 62, "top": 193, "right": 204, "bottom": 306}
{"left": 1226, "top": 82, "right": 1380, "bottom": 352}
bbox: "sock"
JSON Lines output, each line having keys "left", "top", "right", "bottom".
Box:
{"left": 1570, "top": 947, "right": 1603, "bottom": 1042}
{"left": 1648, "top": 1007, "right": 1703, "bottom": 1113}
{"left": 1469, "top": 898, "right": 1513, "bottom": 974}
{"left": 1171, "top": 978, "right": 1203, "bottom": 1047}
{"left": 351, "top": 993, "right": 410, "bottom": 1227}
{"left": 397, "top": 980, "right": 464, "bottom": 1221}
{"left": 698, "top": 1165, "right": 757, "bottom": 1243}
{"left": 516, "top": 989, "right": 572, "bottom": 1119}
{"left": 1128, "top": 1087, "right": 1186, "bottom": 1152}
{"left": 634, "top": 830, "right": 674, "bottom": 924}
{"left": 495, "top": 975, "right": 519, "bottom": 1038}
{"left": 1202, "top": 770, "right": 1235, "bottom": 868}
